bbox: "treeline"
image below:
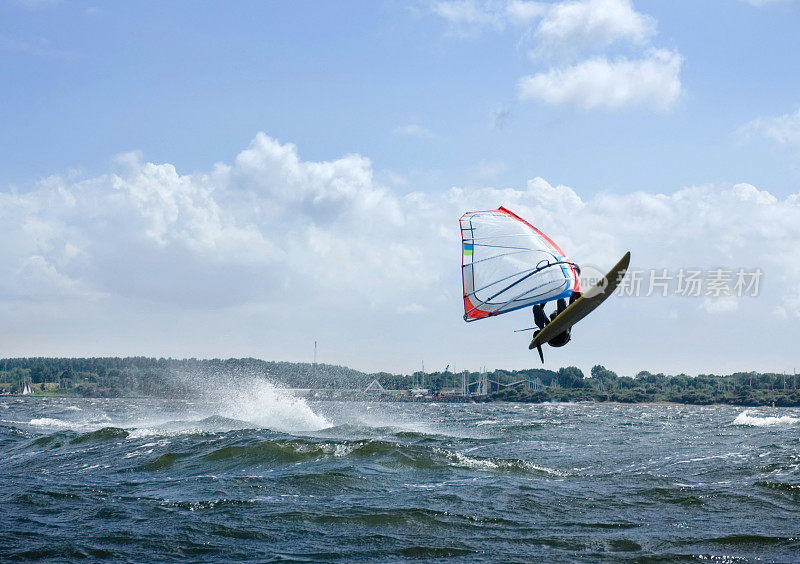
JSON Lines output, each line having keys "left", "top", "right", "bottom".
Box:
{"left": 484, "top": 365, "right": 800, "bottom": 407}
{"left": 0, "top": 357, "right": 798, "bottom": 406}
{"left": 0, "top": 357, "right": 377, "bottom": 398}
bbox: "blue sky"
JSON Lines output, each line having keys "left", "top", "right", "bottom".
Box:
{"left": 2, "top": 0, "right": 800, "bottom": 375}
{"left": 4, "top": 0, "right": 800, "bottom": 194}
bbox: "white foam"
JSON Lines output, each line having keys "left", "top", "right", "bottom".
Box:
{"left": 440, "top": 449, "right": 567, "bottom": 476}
{"left": 732, "top": 410, "right": 800, "bottom": 427}
{"left": 28, "top": 417, "right": 74, "bottom": 428}
{"left": 127, "top": 427, "right": 193, "bottom": 439}
{"left": 330, "top": 443, "right": 356, "bottom": 457}
{"left": 206, "top": 378, "right": 330, "bottom": 433}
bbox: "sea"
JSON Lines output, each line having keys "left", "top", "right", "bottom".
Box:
{"left": 1, "top": 380, "right": 799, "bottom": 562}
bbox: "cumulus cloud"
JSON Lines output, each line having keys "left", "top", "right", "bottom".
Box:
{"left": 2, "top": 134, "right": 800, "bottom": 370}
{"left": 433, "top": 0, "right": 651, "bottom": 45}
{"left": 531, "top": 0, "right": 655, "bottom": 58}
{"left": 506, "top": 0, "right": 547, "bottom": 23}
{"left": 431, "top": 0, "right": 682, "bottom": 111}
{"left": 518, "top": 49, "right": 682, "bottom": 110}
{"left": 2, "top": 136, "right": 799, "bottom": 315}
{"left": 0, "top": 134, "right": 439, "bottom": 312}
{"left": 741, "top": 108, "right": 800, "bottom": 146}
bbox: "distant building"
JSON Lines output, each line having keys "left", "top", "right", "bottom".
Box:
{"left": 364, "top": 379, "right": 385, "bottom": 395}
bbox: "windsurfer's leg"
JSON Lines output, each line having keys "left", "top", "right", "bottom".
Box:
{"left": 548, "top": 297, "right": 574, "bottom": 347}
{"left": 533, "top": 304, "right": 548, "bottom": 329}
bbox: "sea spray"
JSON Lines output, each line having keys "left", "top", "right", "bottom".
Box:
{"left": 732, "top": 410, "right": 800, "bottom": 427}
{"left": 155, "top": 363, "right": 332, "bottom": 433}
{"left": 205, "top": 377, "right": 330, "bottom": 433}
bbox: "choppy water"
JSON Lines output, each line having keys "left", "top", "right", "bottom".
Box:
{"left": 1, "top": 385, "right": 799, "bottom": 561}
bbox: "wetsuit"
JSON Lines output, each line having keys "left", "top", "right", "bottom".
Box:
{"left": 532, "top": 292, "right": 581, "bottom": 348}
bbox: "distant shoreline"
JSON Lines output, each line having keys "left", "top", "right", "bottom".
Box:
{"left": 2, "top": 357, "right": 798, "bottom": 408}
{"left": 4, "top": 390, "right": 798, "bottom": 408}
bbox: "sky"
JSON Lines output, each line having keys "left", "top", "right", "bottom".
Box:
{"left": 1, "top": 0, "right": 800, "bottom": 377}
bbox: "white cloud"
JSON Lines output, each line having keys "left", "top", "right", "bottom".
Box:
{"left": 741, "top": 108, "right": 800, "bottom": 146}
{"left": 532, "top": 0, "right": 656, "bottom": 57}
{"left": 431, "top": 0, "right": 511, "bottom": 34}
{"left": 3, "top": 134, "right": 800, "bottom": 371}
{"left": 700, "top": 296, "right": 739, "bottom": 314}
{"left": 433, "top": 0, "right": 655, "bottom": 53}
{"left": 394, "top": 123, "right": 434, "bottom": 138}
{"left": 506, "top": 0, "right": 547, "bottom": 23}
{"left": 518, "top": 49, "right": 682, "bottom": 110}
{"left": 433, "top": 0, "right": 652, "bottom": 47}
{"left": 431, "top": 0, "right": 682, "bottom": 112}
{"left": 12, "top": 255, "right": 101, "bottom": 300}
{"left": 2, "top": 136, "right": 798, "bottom": 315}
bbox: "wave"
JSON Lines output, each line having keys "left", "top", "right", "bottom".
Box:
{"left": 126, "top": 415, "right": 258, "bottom": 439}
{"left": 441, "top": 450, "right": 567, "bottom": 476}
{"left": 272, "top": 506, "right": 522, "bottom": 530}
{"left": 133, "top": 452, "right": 189, "bottom": 471}
{"left": 22, "top": 384, "right": 329, "bottom": 438}
{"left": 756, "top": 481, "right": 800, "bottom": 495}
{"left": 71, "top": 427, "right": 130, "bottom": 444}
{"left": 31, "top": 433, "right": 69, "bottom": 447}
{"left": 189, "top": 375, "right": 331, "bottom": 433}
{"left": 204, "top": 440, "right": 325, "bottom": 464}
{"left": 708, "top": 533, "right": 795, "bottom": 546}
{"left": 732, "top": 410, "right": 800, "bottom": 427}
{"left": 20, "top": 377, "right": 331, "bottom": 438}
{"left": 28, "top": 417, "right": 75, "bottom": 429}
{"left": 130, "top": 436, "right": 566, "bottom": 477}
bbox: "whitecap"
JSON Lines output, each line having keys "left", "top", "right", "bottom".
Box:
{"left": 732, "top": 410, "right": 800, "bottom": 427}
{"left": 28, "top": 417, "right": 74, "bottom": 428}
{"left": 440, "top": 449, "right": 568, "bottom": 477}
{"left": 200, "top": 377, "right": 330, "bottom": 433}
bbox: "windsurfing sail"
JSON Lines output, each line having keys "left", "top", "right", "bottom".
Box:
{"left": 461, "top": 206, "right": 580, "bottom": 322}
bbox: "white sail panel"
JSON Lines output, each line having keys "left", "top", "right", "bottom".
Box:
{"left": 461, "top": 207, "right": 579, "bottom": 321}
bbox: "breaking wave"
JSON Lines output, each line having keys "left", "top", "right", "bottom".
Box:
{"left": 23, "top": 376, "right": 330, "bottom": 436}
{"left": 28, "top": 417, "right": 75, "bottom": 429}
{"left": 127, "top": 436, "right": 565, "bottom": 477}
{"left": 732, "top": 411, "right": 800, "bottom": 427}
{"left": 202, "top": 377, "right": 330, "bottom": 433}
